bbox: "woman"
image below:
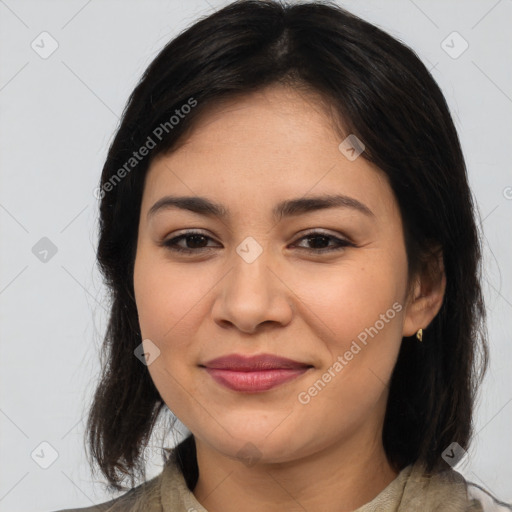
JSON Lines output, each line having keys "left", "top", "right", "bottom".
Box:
{"left": 56, "top": 0, "right": 510, "bottom": 510}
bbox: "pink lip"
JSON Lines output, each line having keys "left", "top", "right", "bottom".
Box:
{"left": 201, "top": 353, "right": 313, "bottom": 392}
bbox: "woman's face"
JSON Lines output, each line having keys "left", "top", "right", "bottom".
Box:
{"left": 133, "top": 84, "right": 416, "bottom": 465}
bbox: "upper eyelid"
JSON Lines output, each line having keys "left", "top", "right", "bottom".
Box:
{"left": 166, "top": 227, "right": 347, "bottom": 238}
{"left": 164, "top": 228, "right": 352, "bottom": 245}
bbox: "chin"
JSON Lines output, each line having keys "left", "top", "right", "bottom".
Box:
{"left": 196, "top": 427, "right": 312, "bottom": 467}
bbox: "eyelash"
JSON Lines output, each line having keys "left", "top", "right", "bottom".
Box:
{"left": 161, "top": 230, "right": 354, "bottom": 255}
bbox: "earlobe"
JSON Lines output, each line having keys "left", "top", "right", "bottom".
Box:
{"left": 402, "top": 249, "right": 446, "bottom": 338}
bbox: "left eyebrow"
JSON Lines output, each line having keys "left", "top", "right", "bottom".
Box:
{"left": 273, "top": 194, "right": 374, "bottom": 220}
{"left": 147, "top": 193, "right": 375, "bottom": 221}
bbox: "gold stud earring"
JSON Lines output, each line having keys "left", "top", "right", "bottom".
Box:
{"left": 416, "top": 328, "right": 423, "bottom": 342}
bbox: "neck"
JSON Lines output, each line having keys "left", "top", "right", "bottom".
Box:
{"left": 192, "top": 431, "right": 399, "bottom": 512}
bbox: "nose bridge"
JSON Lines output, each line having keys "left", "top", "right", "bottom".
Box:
{"left": 212, "top": 240, "right": 292, "bottom": 332}
{"left": 232, "top": 242, "right": 272, "bottom": 293}
{"left": 228, "top": 243, "right": 274, "bottom": 310}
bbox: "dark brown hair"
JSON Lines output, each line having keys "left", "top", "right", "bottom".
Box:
{"left": 86, "top": 0, "right": 489, "bottom": 492}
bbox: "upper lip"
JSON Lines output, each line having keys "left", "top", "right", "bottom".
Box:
{"left": 201, "top": 353, "right": 312, "bottom": 371}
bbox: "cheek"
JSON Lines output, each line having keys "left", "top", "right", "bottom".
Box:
{"left": 291, "top": 253, "right": 407, "bottom": 409}
{"left": 133, "top": 250, "right": 210, "bottom": 345}
{"left": 290, "top": 262, "right": 405, "bottom": 427}
{"left": 291, "top": 258, "right": 406, "bottom": 345}
{"left": 133, "top": 252, "right": 208, "bottom": 418}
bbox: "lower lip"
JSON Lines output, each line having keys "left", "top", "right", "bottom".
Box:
{"left": 204, "top": 368, "right": 310, "bottom": 392}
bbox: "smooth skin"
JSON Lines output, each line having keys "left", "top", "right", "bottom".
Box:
{"left": 133, "top": 84, "right": 446, "bottom": 512}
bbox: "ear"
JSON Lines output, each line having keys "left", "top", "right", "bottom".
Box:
{"left": 402, "top": 247, "right": 446, "bottom": 337}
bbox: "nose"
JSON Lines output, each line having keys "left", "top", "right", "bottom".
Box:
{"left": 211, "top": 250, "right": 293, "bottom": 334}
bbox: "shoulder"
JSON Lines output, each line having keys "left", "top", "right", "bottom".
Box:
{"left": 467, "top": 482, "right": 512, "bottom": 511}
{"left": 52, "top": 472, "right": 162, "bottom": 512}
{"left": 403, "top": 460, "right": 512, "bottom": 511}
{"left": 52, "top": 488, "right": 140, "bottom": 512}
{"left": 52, "top": 448, "right": 198, "bottom": 512}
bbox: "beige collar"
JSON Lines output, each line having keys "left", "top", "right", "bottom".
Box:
{"left": 156, "top": 455, "right": 475, "bottom": 512}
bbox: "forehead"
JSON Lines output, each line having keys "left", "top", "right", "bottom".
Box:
{"left": 172, "top": 84, "right": 341, "bottom": 154}
{"left": 142, "top": 85, "right": 398, "bottom": 223}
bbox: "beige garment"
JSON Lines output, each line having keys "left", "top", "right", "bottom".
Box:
{"left": 55, "top": 451, "right": 509, "bottom": 512}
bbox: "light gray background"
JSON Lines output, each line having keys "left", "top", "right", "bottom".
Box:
{"left": 1, "top": 0, "right": 511, "bottom": 510}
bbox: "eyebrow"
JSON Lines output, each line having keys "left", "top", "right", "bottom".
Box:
{"left": 147, "top": 193, "right": 374, "bottom": 221}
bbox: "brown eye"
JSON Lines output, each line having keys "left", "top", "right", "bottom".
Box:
{"left": 162, "top": 231, "right": 219, "bottom": 254}
{"left": 292, "top": 231, "right": 354, "bottom": 253}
